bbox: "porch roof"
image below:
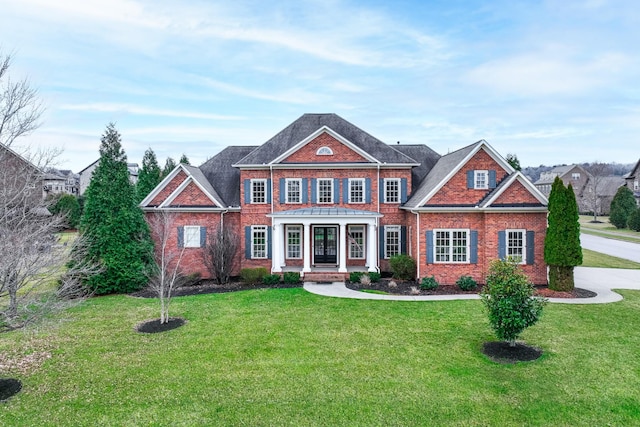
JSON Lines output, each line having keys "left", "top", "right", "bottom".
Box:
{"left": 267, "top": 207, "right": 382, "bottom": 218}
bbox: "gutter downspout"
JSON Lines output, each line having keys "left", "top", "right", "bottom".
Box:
{"left": 377, "top": 163, "right": 381, "bottom": 273}
{"left": 412, "top": 209, "right": 420, "bottom": 280}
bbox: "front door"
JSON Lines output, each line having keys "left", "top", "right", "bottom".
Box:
{"left": 313, "top": 226, "right": 337, "bottom": 264}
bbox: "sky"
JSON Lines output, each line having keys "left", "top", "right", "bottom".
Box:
{"left": 1, "top": 0, "right": 639, "bottom": 172}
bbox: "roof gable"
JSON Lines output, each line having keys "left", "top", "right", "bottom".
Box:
{"left": 278, "top": 127, "right": 374, "bottom": 164}
{"left": 234, "top": 113, "right": 417, "bottom": 166}
{"left": 141, "top": 164, "right": 225, "bottom": 208}
{"left": 481, "top": 173, "right": 548, "bottom": 207}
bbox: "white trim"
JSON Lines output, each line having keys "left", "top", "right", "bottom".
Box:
{"left": 250, "top": 179, "right": 268, "bottom": 204}
{"left": 317, "top": 178, "right": 334, "bottom": 204}
{"left": 140, "top": 163, "right": 186, "bottom": 206}
{"left": 348, "top": 225, "right": 365, "bottom": 259}
{"left": 286, "top": 225, "right": 302, "bottom": 259}
{"left": 433, "top": 228, "right": 470, "bottom": 264}
{"left": 348, "top": 178, "right": 365, "bottom": 204}
{"left": 383, "top": 178, "right": 401, "bottom": 203}
{"left": 285, "top": 178, "right": 302, "bottom": 204}
{"left": 183, "top": 225, "right": 201, "bottom": 248}
{"left": 474, "top": 170, "right": 488, "bottom": 189}
{"left": 251, "top": 225, "right": 268, "bottom": 259}
{"left": 481, "top": 172, "right": 548, "bottom": 207}
{"left": 233, "top": 163, "right": 417, "bottom": 170}
{"left": 505, "top": 229, "right": 526, "bottom": 265}
{"left": 160, "top": 175, "right": 223, "bottom": 208}
{"left": 316, "top": 146, "right": 333, "bottom": 155}
{"left": 270, "top": 126, "right": 381, "bottom": 164}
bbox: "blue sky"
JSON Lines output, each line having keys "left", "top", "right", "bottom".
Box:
{"left": 1, "top": 0, "right": 638, "bottom": 172}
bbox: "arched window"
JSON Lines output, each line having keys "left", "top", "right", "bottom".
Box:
{"left": 316, "top": 146, "right": 333, "bottom": 156}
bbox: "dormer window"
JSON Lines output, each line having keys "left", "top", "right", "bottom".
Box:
{"left": 316, "top": 146, "right": 333, "bottom": 156}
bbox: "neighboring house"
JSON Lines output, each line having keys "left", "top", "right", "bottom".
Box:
{"left": 624, "top": 158, "right": 640, "bottom": 206}
{"left": 580, "top": 176, "right": 625, "bottom": 215}
{"left": 43, "top": 172, "right": 67, "bottom": 195}
{"left": 534, "top": 164, "right": 590, "bottom": 197}
{"left": 0, "top": 143, "right": 46, "bottom": 206}
{"left": 141, "top": 114, "right": 549, "bottom": 285}
{"left": 79, "top": 160, "right": 139, "bottom": 195}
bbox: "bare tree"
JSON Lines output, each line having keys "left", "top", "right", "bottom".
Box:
{"left": 585, "top": 162, "right": 611, "bottom": 221}
{"left": 203, "top": 225, "right": 239, "bottom": 285}
{"left": 146, "top": 211, "right": 187, "bottom": 324}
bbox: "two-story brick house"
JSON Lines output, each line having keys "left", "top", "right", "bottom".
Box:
{"left": 141, "top": 114, "right": 548, "bottom": 285}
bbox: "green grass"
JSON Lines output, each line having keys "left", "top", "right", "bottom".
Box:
{"left": 2, "top": 289, "right": 640, "bottom": 426}
{"left": 580, "top": 215, "right": 640, "bottom": 243}
{"left": 582, "top": 249, "right": 640, "bottom": 269}
{"left": 360, "top": 289, "right": 389, "bottom": 295}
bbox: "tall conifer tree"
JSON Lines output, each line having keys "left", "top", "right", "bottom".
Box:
{"left": 136, "top": 148, "right": 162, "bottom": 202}
{"left": 544, "top": 177, "right": 582, "bottom": 291}
{"left": 80, "top": 123, "right": 153, "bottom": 294}
{"left": 179, "top": 154, "right": 190, "bottom": 165}
{"left": 162, "top": 157, "right": 177, "bottom": 179}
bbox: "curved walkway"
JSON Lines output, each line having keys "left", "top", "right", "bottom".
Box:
{"left": 303, "top": 267, "right": 640, "bottom": 304}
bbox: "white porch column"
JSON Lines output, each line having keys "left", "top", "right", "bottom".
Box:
{"left": 367, "top": 223, "right": 378, "bottom": 272}
{"left": 338, "top": 223, "right": 347, "bottom": 273}
{"left": 303, "top": 223, "right": 311, "bottom": 273}
{"left": 272, "top": 223, "right": 282, "bottom": 273}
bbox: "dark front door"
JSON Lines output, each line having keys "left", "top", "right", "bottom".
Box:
{"left": 313, "top": 226, "right": 337, "bottom": 264}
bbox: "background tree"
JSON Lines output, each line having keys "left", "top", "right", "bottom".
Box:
{"left": 506, "top": 153, "right": 521, "bottom": 171}
{"left": 146, "top": 211, "right": 186, "bottom": 324}
{"left": 628, "top": 207, "right": 640, "bottom": 232}
{"left": 179, "top": 154, "right": 190, "bottom": 165}
{"left": 609, "top": 186, "right": 636, "bottom": 229}
{"left": 136, "top": 148, "right": 162, "bottom": 202}
{"left": 584, "top": 162, "right": 611, "bottom": 221}
{"left": 203, "top": 225, "right": 239, "bottom": 284}
{"left": 544, "top": 177, "right": 582, "bottom": 291}
{"left": 480, "top": 259, "right": 547, "bottom": 347}
{"left": 48, "top": 194, "right": 81, "bottom": 229}
{"left": 79, "top": 123, "right": 153, "bottom": 294}
{"left": 162, "top": 157, "right": 177, "bottom": 179}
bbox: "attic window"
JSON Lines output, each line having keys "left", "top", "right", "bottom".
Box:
{"left": 316, "top": 146, "right": 333, "bottom": 156}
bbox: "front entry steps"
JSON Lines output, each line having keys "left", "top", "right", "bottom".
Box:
{"left": 303, "top": 272, "right": 347, "bottom": 283}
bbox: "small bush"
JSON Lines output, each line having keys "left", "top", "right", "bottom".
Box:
{"left": 389, "top": 254, "right": 416, "bottom": 280}
{"left": 240, "top": 267, "right": 268, "bottom": 284}
{"left": 261, "top": 274, "right": 280, "bottom": 286}
{"left": 369, "top": 272, "right": 381, "bottom": 283}
{"left": 349, "top": 271, "right": 364, "bottom": 283}
{"left": 182, "top": 272, "right": 202, "bottom": 287}
{"left": 420, "top": 275, "right": 439, "bottom": 290}
{"left": 456, "top": 275, "right": 477, "bottom": 291}
{"left": 359, "top": 274, "right": 371, "bottom": 286}
{"left": 628, "top": 207, "right": 640, "bottom": 232}
{"left": 283, "top": 272, "right": 300, "bottom": 284}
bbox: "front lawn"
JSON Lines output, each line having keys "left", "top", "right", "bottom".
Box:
{"left": 2, "top": 288, "right": 640, "bottom": 425}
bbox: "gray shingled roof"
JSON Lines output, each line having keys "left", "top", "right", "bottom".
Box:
{"left": 181, "top": 164, "right": 224, "bottom": 207}
{"left": 199, "top": 146, "right": 258, "bottom": 207}
{"left": 392, "top": 144, "right": 441, "bottom": 193}
{"left": 269, "top": 207, "right": 381, "bottom": 217}
{"left": 235, "top": 113, "right": 418, "bottom": 165}
{"left": 404, "top": 141, "right": 483, "bottom": 208}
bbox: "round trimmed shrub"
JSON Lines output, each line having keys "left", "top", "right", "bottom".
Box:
{"left": 420, "top": 275, "right": 438, "bottom": 290}
{"left": 261, "top": 274, "right": 280, "bottom": 286}
{"left": 456, "top": 275, "right": 477, "bottom": 291}
{"left": 389, "top": 254, "right": 416, "bottom": 280}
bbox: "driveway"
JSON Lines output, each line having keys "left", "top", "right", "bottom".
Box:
{"left": 580, "top": 233, "right": 640, "bottom": 263}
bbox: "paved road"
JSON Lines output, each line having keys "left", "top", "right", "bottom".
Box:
{"left": 581, "top": 233, "right": 640, "bottom": 263}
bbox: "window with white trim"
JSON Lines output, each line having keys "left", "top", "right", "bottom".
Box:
{"left": 474, "top": 171, "right": 488, "bottom": 189}
{"left": 385, "top": 225, "right": 401, "bottom": 259}
{"left": 251, "top": 179, "right": 266, "bottom": 204}
{"left": 349, "top": 179, "right": 364, "bottom": 203}
{"left": 286, "top": 179, "right": 301, "bottom": 204}
{"left": 316, "top": 146, "right": 333, "bottom": 155}
{"left": 318, "top": 179, "right": 333, "bottom": 204}
{"left": 348, "top": 225, "right": 365, "bottom": 259}
{"left": 572, "top": 173, "right": 580, "bottom": 180}
{"left": 635, "top": 180, "right": 639, "bottom": 191}
{"left": 184, "top": 226, "right": 201, "bottom": 248}
{"left": 286, "top": 225, "right": 301, "bottom": 259}
{"left": 506, "top": 229, "right": 526, "bottom": 264}
{"left": 384, "top": 179, "right": 400, "bottom": 203}
{"left": 251, "top": 226, "right": 268, "bottom": 259}
{"left": 434, "top": 229, "right": 469, "bottom": 263}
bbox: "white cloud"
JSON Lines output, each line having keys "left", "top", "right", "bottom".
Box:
{"left": 59, "top": 103, "right": 244, "bottom": 121}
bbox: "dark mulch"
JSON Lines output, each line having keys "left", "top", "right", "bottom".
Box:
{"left": 346, "top": 279, "right": 596, "bottom": 299}
{"left": 0, "top": 378, "right": 22, "bottom": 402}
{"left": 130, "top": 280, "right": 303, "bottom": 298}
{"left": 136, "top": 318, "right": 186, "bottom": 333}
{"left": 482, "top": 341, "right": 543, "bottom": 363}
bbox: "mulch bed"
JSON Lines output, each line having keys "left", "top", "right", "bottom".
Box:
{"left": 0, "top": 378, "right": 22, "bottom": 402}
{"left": 482, "top": 341, "right": 543, "bottom": 363}
{"left": 130, "top": 281, "right": 303, "bottom": 298}
{"left": 346, "top": 279, "right": 596, "bottom": 299}
{"left": 136, "top": 318, "right": 186, "bottom": 333}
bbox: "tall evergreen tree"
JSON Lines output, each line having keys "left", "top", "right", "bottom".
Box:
{"left": 179, "top": 154, "right": 190, "bottom": 165}
{"left": 162, "top": 157, "right": 177, "bottom": 179}
{"left": 544, "top": 177, "right": 582, "bottom": 291}
{"left": 80, "top": 123, "right": 153, "bottom": 294}
{"left": 136, "top": 148, "right": 162, "bottom": 202}
{"left": 506, "top": 153, "right": 521, "bottom": 171}
{"left": 609, "top": 186, "right": 636, "bottom": 229}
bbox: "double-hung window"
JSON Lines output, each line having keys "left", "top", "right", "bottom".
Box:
{"left": 251, "top": 179, "right": 266, "bottom": 204}
{"left": 183, "top": 226, "right": 201, "bottom": 248}
{"left": 384, "top": 179, "right": 400, "bottom": 203}
{"left": 384, "top": 225, "right": 401, "bottom": 259}
{"left": 349, "top": 179, "right": 365, "bottom": 204}
{"left": 348, "top": 225, "right": 365, "bottom": 259}
{"left": 286, "top": 179, "right": 301, "bottom": 204}
{"left": 318, "top": 179, "right": 333, "bottom": 204}
{"left": 286, "top": 225, "right": 302, "bottom": 259}
{"left": 474, "top": 171, "right": 488, "bottom": 189}
{"left": 251, "top": 226, "right": 268, "bottom": 259}
{"left": 434, "top": 229, "right": 469, "bottom": 263}
{"left": 506, "top": 229, "right": 526, "bottom": 264}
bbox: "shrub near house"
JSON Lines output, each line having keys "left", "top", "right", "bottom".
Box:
{"left": 141, "top": 114, "right": 548, "bottom": 285}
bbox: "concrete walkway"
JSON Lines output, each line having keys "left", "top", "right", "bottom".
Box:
{"left": 303, "top": 267, "right": 640, "bottom": 304}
